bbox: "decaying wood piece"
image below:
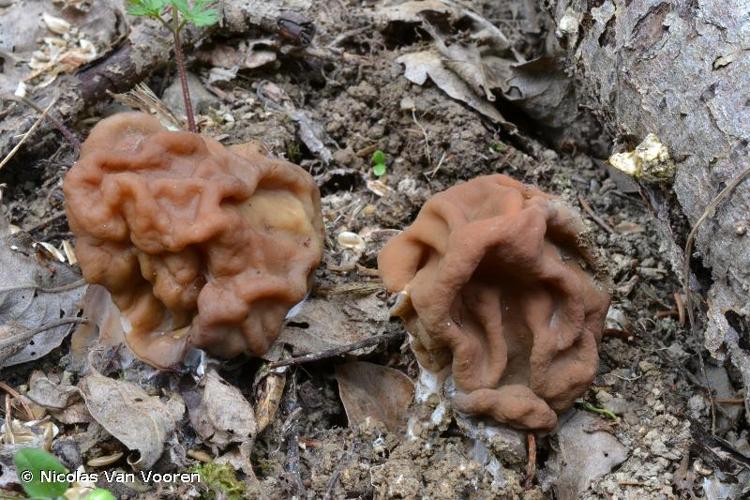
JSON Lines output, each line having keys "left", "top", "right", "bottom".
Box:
{"left": 0, "top": 0, "right": 312, "bottom": 160}
{"left": 545, "top": 0, "right": 750, "bottom": 418}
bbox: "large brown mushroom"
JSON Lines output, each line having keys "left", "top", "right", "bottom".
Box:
{"left": 64, "top": 112, "right": 324, "bottom": 369}
{"left": 378, "top": 175, "right": 610, "bottom": 431}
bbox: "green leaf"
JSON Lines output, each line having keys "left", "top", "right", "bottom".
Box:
{"left": 172, "top": 0, "right": 219, "bottom": 27}
{"left": 14, "top": 448, "right": 69, "bottom": 499}
{"left": 126, "top": 0, "right": 169, "bottom": 18}
{"left": 373, "top": 163, "right": 387, "bottom": 177}
{"left": 371, "top": 150, "right": 386, "bottom": 166}
{"left": 188, "top": 6, "right": 219, "bottom": 27}
{"left": 84, "top": 488, "right": 117, "bottom": 500}
{"left": 170, "top": 0, "right": 190, "bottom": 16}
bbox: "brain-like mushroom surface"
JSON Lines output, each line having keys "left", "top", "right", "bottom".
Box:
{"left": 64, "top": 112, "right": 324, "bottom": 369}
{"left": 378, "top": 175, "right": 610, "bottom": 431}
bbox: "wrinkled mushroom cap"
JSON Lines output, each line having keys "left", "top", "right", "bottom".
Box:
{"left": 378, "top": 175, "right": 610, "bottom": 431}
{"left": 64, "top": 112, "right": 324, "bottom": 368}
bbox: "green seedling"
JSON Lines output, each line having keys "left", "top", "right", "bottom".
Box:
{"left": 84, "top": 489, "right": 117, "bottom": 500}
{"left": 126, "top": 0, "right": 219, "bottom": 133}
{"left": 490, "top": 142, "right": 508, "bottom": 153}
{"left": 14, "top": 448, "right": 116, "bottom": 500}
{"left": 372, "top": 149, "right": 387, "bottom": 177}
{"left": 577, "top": 401, "right": 618, "bottom": 421}
{"left": 15, "top": 448, "right": 69, "bottom": 499}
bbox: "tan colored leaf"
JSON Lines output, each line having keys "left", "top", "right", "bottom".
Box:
{"left": 277, "top": 293, "right": 389, "bottom": 356}
{"left": 335, "top": 361, "right": 415, "bottom": 432}
{"left": 187, "top": 369, "right": 256, "bottom": 450}
{"left": 396, "top": 50, "right": 511, "bottom": 127}
{"left": 78, "top": 372, "right": 184, "bottom": 469}
{"left": 0, "top": 208, "right": 85, "bottom": 368}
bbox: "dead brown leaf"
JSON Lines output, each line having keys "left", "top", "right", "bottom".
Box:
{"left": 186, "top": 369, "right": 256, "bottom": 450}
{"left": 545, "top": 411, "right": 628, "bottom": 500}
{"left": 276, "top": 293, "right": 389, "bottom": 356}
{"left": 335, "top": 361, "right": 415, "bottom": 432}
{"left": 0, "top": 202, "right": 85, "bottom": 368}
{"left": 78, "top": 372, "right": 184, "bottom": 469}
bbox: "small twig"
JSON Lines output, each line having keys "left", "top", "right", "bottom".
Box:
{"left": 0, "top": 381, "right": 34, "bottom": 421}
{"left": 23, "top": 210, "right": 67, "bottom": 234}
{"left": 714, "top": 397, "right": 744, "bottom": 405}
{"left": 268, "top": 331, "right": 404, "bottom": 369}
{"left": 0, "top": 98, "right": 56, "bottom": 172}
{"left": 429, "top": 151, "right": 448, "bottom": 177}
{"left": 5, "top": 95, "right": 81, "bottom": 153}
{"left": 673, "top": 292, "right": 686, "bottom": 326}
{"left": 4, "top": 394, "right": 11, "bottom": 439}
{"left": 283, "top": 373, "right": 306, "bottom": 496}
{"left": 0, "top": 317, "right": 87, "bottom": 351}
{"left": 697, "top": 350, "right": 717, "bottom": 436}
{"left": 524, "top": 433, "right": 536, "bottom": 489}
{"left": 323, "top": 452, "right": 352, "bottom": 500}
{"left": 0, "top": 279, "right": 87, "bottom": 295}
{"left": 578, "top": 195, "right": 615, "bottom": 234}
{"left": 411, "top": 109, "right": 432, "bottom": 166}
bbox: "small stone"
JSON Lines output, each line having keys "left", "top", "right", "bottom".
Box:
{"left": 604, "top": 397, "right": 631, "bottom": 416}
{"left": 688, "top": 394, "right": 707, "bottom": 418}
{"left": 333, "top": 148, "right": 355, "bottom": 166}
{"left": 51, "top": 437, "right": 82, "bottom": 469}
{"left": 400, "top": 97, "right": 416, "bottom": 110}
{"left": 162, "top": 72, "right": 219, "bottom": 118}
{"left": 596, "top": 390, "right": 613, "bottom": 404}
{"left": 639, "top": 360, "right": 657, "bottom": 373}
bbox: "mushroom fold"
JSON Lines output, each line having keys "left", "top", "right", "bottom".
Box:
{"left": 378, "top": 175, "right": 610, "bottom": 431}
{"left": 64, "top": 112, "right": 324, "bottom": 369}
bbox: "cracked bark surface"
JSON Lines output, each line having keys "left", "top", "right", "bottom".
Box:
{"left": 546, "top": 0, "right": 750, "bottom": 415}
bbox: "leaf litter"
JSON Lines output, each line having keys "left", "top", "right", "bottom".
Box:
{"left": 0, "top": 195, "right": 85, "bottom": 368}
{"left": 78, "top": 371, "right": 184, "bottom": 470}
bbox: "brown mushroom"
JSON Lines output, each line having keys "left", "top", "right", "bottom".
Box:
{"left": 63, "top": 112, "right": 324, "bottom": 369}
{"left": 378, "top": 175, "right": 610, "bottom": 431}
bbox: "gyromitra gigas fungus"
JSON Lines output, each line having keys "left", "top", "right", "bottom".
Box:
{"left": 378, "top": 175, "right": 610, "bottom": 431}
{"left": 63, "top": 112, "right": 323, "bottom": 369}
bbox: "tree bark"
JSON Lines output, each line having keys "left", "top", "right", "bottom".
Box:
{"left": 545, "top": 0, "right": 750, "bottom": 414}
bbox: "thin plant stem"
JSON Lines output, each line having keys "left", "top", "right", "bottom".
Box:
{"left": 171, "top": 6, "right": 196, "bottom": 133}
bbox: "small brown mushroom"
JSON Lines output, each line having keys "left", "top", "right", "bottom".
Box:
{"left": 378, "top": 175, "right": 610, "bottom": 431}
{"left": 63, "top": 112, "right": 323, "bottom": 368}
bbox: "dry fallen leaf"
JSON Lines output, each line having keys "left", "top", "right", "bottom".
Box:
{"left": 379, "top": 0, "right": 576, "bottom": 131}
{"left": 27, "top": 370, "right": 79, "bottom": 410}
{"left": 0, "top": 204, "right": 85, "bottom": 368}
{"left": 26, "top": 371, "right": 91, "bottom": 424}
{"left": 335, "top": 361, "right": 415, "bottom": 432}
{"left": 186, "top": 369, "right": 257, "bottom": 450}
{"left": 544, "top": 410, "right": 628, "bottom": 499}
{"left": 78, "top": 372, "right": 184, "bottom": 470}
{"left": 397, "top": 50, "right": 511, "bottom": 127}
{"left": 276, "top": 293, "right": 389, "bottom": 356}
